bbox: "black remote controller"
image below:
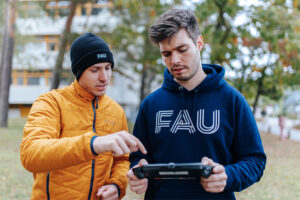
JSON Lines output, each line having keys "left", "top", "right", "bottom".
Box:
{"left": 133, "top": 162, "right": 214, "bottom": 179}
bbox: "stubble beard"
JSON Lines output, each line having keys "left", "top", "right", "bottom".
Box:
{"left": 174, "top": 50, "right": 201, "bottom": 82}
{"left": 175, "top": 65, "right": 199, "bottom": 82}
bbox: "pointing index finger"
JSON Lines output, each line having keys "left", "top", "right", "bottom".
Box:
{"left": 126, "top": 133, "right": 147, "bottom": 154}
{"left": 135, "top": 138, "right": 147, "bottom": 154}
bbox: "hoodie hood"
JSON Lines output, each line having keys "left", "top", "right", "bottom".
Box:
{"left": 162, "top": 64, "right": 226, "bottom": 93}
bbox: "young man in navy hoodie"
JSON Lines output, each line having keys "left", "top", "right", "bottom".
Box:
{"left": 127, "top": 9, "right": 266, "bottom": 199}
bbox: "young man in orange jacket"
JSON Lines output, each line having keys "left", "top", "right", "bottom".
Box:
{"left": 21, "top": 33, "right": 146, "bottom": 200}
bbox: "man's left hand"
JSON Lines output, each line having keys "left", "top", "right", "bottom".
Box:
{"left": 96, "top": 184, "right": 118, "bottom": 200}
{"left": 200, "top": 157, "right": 227, "bottom": 193}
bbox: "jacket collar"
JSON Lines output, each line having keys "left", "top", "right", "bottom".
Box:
{"left": 72, "top": 79, "right": 103, "bottom": 102}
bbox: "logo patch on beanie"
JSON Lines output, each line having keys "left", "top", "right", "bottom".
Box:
{"left": 97, "top": 53, "right": 107, "bottom": 59}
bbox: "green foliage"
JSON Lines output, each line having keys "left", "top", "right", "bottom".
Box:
{"left": 107, "top": 0, "right": 300, "bottom": 106}
{"left": 194, "top": 0, "right": 299, "bottom": 110}
{"left": 103, "top": 0, "right": 181, "bottom": 101}
{"left": 245, "top": 2, "right": 299, "bottom": 106}
{"left": 195, "top": 0, "right": 241, "bottom": 64}
{"left": 107, "top": 0, "right": 166, "bottom": 68}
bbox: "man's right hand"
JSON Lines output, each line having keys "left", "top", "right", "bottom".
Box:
{"left": 92, "top": 131, "right": 147, "bottom": 157}
{"left": 127, "top": 159, "right": 149, "bottom": 194}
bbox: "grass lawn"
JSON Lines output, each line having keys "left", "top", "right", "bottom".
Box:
{"left": 0, "top": 118, "right": 33, "bottom": 199}
{"left": 0, "top": 118, "right": 299, "bottom": 199}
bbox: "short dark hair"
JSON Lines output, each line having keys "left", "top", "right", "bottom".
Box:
{"left": 149, "top": 9, "right": 201, "bottom": 45}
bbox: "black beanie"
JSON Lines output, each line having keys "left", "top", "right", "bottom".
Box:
{"left": 70, "top": 32, "right": 114, "bottom": 80}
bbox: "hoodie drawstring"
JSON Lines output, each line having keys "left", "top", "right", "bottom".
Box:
{"left": 179, "top": 86, "right": 184, "bottom": 106}
{"left": 192, "top": 90, "right": 199, "bottom": 124}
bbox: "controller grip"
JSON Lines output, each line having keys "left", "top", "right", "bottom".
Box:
{"left": 201, "top": 165, "right": 214, "bottom": 178}
{"left": 133, "top": 167, "right": 145, "bottom": 179}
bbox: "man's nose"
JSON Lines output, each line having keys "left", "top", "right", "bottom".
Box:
{"left": 98, "top": 69, "right": 108, "bottom": 82}
{"left": 171, "top": 52, "right": 181, "bottom": 65}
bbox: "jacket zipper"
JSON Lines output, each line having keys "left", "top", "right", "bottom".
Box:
{"left": 88, "top": 97, "right": 98, "bottom": 200}
{"left": 88, "top": 159, "right": 95, "bottom": 200}
{"left": 46, "top": 171, "right": 50, "bottom": 200}
{"left": 45, "top": 98, "right": 99, "bottom": 200}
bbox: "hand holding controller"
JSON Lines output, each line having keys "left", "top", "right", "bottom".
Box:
{"left": 127, "top": 159, "right": 149, "bottom": 195}
{"left": 200, "top": 164, "right": 214, "bottom": 178}
{"left": 132, "top": 162, "right": 214, "bottom": 180}
{"left": 200, "top": 157, "right": 228, "bottom": 193}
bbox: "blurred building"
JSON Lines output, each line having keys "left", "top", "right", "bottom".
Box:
{"left": 283, "top": 90, "right": 300, "bottom": 119}
{"left": 9, "top": 0, "right": 139, "bottom": 122}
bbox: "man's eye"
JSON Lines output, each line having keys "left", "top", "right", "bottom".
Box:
{"left": 179, "top": 48, "right": 187, "bottom": 52}
{"left": 163, "top": 53, "right": 170, "bottom": 57}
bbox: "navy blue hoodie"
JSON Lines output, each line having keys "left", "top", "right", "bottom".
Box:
{"left": 130, "top": 64, "right": 266, "bottom": 199}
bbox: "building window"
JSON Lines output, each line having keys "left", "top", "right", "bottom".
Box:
{"left": 17, "top": 77, "right": 24, "bottom": 85}
{"left": 27, "top": 77, "right": 40, "bottom": 85}
{"left": 49, "top": 43, "right": 56, "bottom": 51}
{"left": 36, "top": 36, "right": 44, "bottom": 40}
{"left": 91, "top": 7, "right": 103, "bottom": 15}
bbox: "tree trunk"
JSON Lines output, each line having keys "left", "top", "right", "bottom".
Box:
{"left": 51, "top": 1, "right": 77, "bottom": 90}
{"left": 139, "top": 21, "right": 154, "bottom": 106}
{"left": 0, "top": 0, "right": 16, "bottom": 128}
{"left": 139, "top": 66, "right": 147, "bottom": 106}
{"left": 214, "top": 0, "right": 230, "bottom": 44}
{"left": 252, "top": 68, "right": 266, "bottom": 115}
{"left": 237, "top": 63, "right": 247, "bottom": 93}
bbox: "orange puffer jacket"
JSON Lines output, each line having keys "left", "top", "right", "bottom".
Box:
{"left": 20, "top": 80, "right": 129, "bottom": 200}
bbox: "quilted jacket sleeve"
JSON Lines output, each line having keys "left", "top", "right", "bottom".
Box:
{"left": 106, "top": 110, "right": 130, "bottom": 199}
{"left": 20, "top": 92, "right": 97, "bottom": 172}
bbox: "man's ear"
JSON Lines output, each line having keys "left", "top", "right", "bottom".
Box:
{"left": 197, "top": 35, "right": 204, "bottom": 51}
